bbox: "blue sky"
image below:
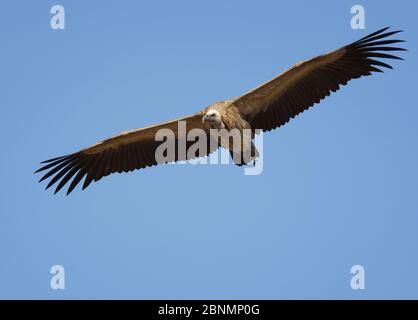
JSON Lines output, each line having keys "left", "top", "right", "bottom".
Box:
{"left": 0, "top": 0, "right": 417, "bottom": 299}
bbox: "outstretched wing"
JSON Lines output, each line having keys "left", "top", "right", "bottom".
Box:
{"left": 35, "top": 112, "right": 214, "bottom": 195}
{"left": 233, "top": 27, "right": 406, "bottom": 131}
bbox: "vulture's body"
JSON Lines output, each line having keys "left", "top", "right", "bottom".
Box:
{"left": 36, "top": 27, "right": 406, "bottom": 195}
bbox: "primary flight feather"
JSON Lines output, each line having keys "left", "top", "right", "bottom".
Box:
{"left": 36, "top": 27, "right": 406, "bottom": 195}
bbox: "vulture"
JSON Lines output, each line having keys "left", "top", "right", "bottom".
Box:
{"left": 36, "top": 27, "right": 406, "bottom": 195}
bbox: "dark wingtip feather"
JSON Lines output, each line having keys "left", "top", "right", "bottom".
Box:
{"left": 82, "top": 177, "right": 93, "bottom": 190}
{"left": 367, "top": 53, "right": 404, "bottom": 60}
{"left": 40, "top": 155, "right": 66, "bottom": 164}
{"left": 66, "top": 173, "right": 84, "bottom": 195}
{"left": 355, "top": 27, "right": 391, "bottom": 43}
{"left": 368, "top": 66, "right": 384, "bottom": 73}
{"left": 45, "top": 178, "right": 56, "bottom": 190}
{"left": 366, "top": 59, "right": 393, "bottom": 69}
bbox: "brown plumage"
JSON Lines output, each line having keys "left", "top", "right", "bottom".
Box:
{"left": 36, "top": 27, "right": 406, "bottom": 195}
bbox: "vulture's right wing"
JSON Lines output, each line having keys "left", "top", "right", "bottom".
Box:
{"left": 35, "top": 112, "right": 214, "bottom": 195}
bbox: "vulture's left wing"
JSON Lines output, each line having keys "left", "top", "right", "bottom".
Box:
{"left": 233, "top": 27, "right": 406, "bottom": 132}
{"left": 35, "top": 112, "right": 214, "bottom": 195}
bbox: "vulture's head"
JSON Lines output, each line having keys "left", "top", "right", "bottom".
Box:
{"left": 202, "top": 109, "right": 225, "bottom": 129}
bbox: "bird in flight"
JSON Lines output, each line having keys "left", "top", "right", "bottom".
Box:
{"left": 36, "top": 27, "right": 406, "bottom": 195}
